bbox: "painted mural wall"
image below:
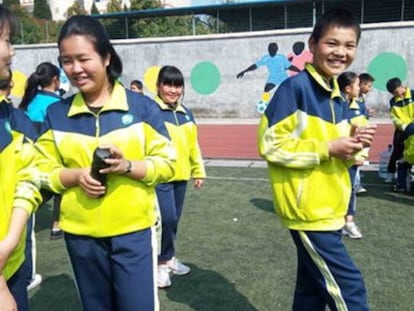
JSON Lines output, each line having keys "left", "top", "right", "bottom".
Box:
{"left": 10, "top": 21, "right": 414, "bottom": 119}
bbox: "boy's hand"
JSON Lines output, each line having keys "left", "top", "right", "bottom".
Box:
{"left": 328, "top": 137, "right": 363, "bottom": 161}
{"left": 353, "top": 124, "right": 377, "bottom": 147}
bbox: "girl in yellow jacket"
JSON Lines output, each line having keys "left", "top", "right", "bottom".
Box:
{"left": 154, "top": 66, "right": 206, "bottom": 289}
{"left": 35, "top": 16, "right": 175, "bottom": 311}
{"left": 0, "top": 6, "right": 42, "bottom": 311}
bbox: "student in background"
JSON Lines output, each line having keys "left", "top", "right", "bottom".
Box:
{"left": 354, "top": 72, "right": 376, "bottom": 194}
{"left": 34, "top": 15, "right": 175, "bottom": 311}
{"left": 338, "top": 71, "right": 369, "bottom": 239}
{"left": 19, "top": 61, "right": 63, "bottom": 240}
{"left": 0, "top": 5, "right": 42, "bottom": 311}
{"left": 258, "top": 9, "right": 375, "bottom": 310}
{"left": 154, "top": 65, "right": 206, "bottom": 289}
{"left": 130, "top": 79, "right": 144, "bottom": 93}
{"left": 386, "top": 77, "right": 414, "bottom": 192}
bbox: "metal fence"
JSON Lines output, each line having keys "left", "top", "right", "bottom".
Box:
{"left": 15, "top": 0, "right": 414, "bottom": 43}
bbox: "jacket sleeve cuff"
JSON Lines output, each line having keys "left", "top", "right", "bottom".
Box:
{"left": 141, "top": 159, "right": 155, "bottom": 183}
{"left": 50, "top": 168, "right": 67, "bottom": 193}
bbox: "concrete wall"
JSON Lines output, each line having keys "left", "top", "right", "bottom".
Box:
{"left": 12, "top": 21, "right": 414, "bottom": 119}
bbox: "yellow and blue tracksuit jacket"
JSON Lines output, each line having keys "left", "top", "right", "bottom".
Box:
{"left": 388, "top": 88, "right": 414, "bottom": 163}
{"left": 35, "top": 82, "right": 176, "bottom": 237}
{"left": 154, "top": 96, "right": 206, "bottom": 181}
{"left": 258, "top": 63, "right": 352, "bottom": 231}
{"left": 346, "top": 97, "right": 369, "bottom": 161}
{"left": 390, "top": 88, "right": 414, "bottom": 132}
{"left": 0, "top": 97, "right": 42, "bottom": 280}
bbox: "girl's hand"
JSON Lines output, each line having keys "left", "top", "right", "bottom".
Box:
{"left": 0, "top": 279, "right": 17, "bottom": 311}
{"left": 78, "top": 168, "right": 106, "bottom": 197}
{"left": 98, "top": 144, "right": 131, "bottom": 175}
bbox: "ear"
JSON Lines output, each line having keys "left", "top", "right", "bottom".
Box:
{"left": 308, "top": 37, "right": 315, "bottom": 54}
{"left": 104, "top": 53, "right": 111, "bottom": 67}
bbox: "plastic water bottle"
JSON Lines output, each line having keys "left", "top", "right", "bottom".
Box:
{"left": 378, "top": 144, "right": 392, "bottom": 180}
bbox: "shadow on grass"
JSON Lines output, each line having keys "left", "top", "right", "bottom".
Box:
{"left": 250, "top": 197, "right": 275, "bottom": 213}
{"left": 29, "top": 274, "right": 81, "bottom": 311}
{"left": 165, "top": 263, "right": 259, "bottom": 311}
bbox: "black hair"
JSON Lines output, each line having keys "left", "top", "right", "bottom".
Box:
{"left": 57, "top": 15, "right": 122, "bottom": 85}
{"left": 157, "top": 66, "right": 184, "bottom": 87}
{"left": 268, "top": 42, "right": 278, "bottom": 57}
{"left": 0, "top": 68, "right": 12, "bottom": 90}
{"left": 0, "top": 5, "right": 18, "bottom": 38}
{"left": 386, "top": 77, "right": 402, "bottom": 93}
{"left": 130, "top": 79, "right": 143, "bottom": 90}
{"left": 359, "top": 73, "right": 375, "bottom": 83}
{"left": 337, "top": 71, "right": 358, "bottom": 92}
{"left": 292, "top": 41, "right": 305, "bottom": 55}
{"left": 310, "top": 8, "right": 361, "bottom": 44}
{"left": 20, "top": 62, "right": 60, "bottom": 110}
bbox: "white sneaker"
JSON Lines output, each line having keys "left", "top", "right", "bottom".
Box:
{"left": 157, "top": 265, "right": 171, "bottom": 289}
{"left": 27, "top": 274, "right": 42, "bottom": 291}
{"left": 342, "top": 222, "right": 363, "bottom": 239}
{"left": 356, "top": 186, "right": 367, "bottom": 194}
{"left": 167, "top": 257, "right": 191, "bottom": 276}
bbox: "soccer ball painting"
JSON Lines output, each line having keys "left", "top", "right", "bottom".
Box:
{"left": 256, "top": 100, "right": 268, "bottom": 114}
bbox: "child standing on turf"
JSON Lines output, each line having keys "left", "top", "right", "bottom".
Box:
{"left": 154, "top": 65, "right": 206, "bottom": 289}
{"left": 258, "top": 9, "right": 376, "bottom": 310}
{"left": 338, "top": 71, "right": 369, "bottom": 239}
{"left": 386, "top": 77, "right": 414, "bottom": 192}
{"left": 0, "top": 5, "right": 42, "bottom": 311}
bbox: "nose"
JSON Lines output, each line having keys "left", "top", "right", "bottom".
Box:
{"left": 333, "top": 45, "right": 346, "bottom": 57}
{"left": 72, "top": 60, "right": 83, "bottom": 73}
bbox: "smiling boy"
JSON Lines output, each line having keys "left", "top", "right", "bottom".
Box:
{"left": 258, "top": 9, "right": 375, "bottom": 310}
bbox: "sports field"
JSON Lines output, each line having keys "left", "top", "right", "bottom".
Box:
{"left": 29, "top": 166, "right": 414, "bottom": 311}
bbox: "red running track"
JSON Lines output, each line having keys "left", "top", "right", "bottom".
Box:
{"left": 198, "top": 123, "right": 394, "bottom": 163}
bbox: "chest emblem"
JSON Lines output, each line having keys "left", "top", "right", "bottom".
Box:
{"left": 122, "top": 114, "right": 134, "bottom": 125}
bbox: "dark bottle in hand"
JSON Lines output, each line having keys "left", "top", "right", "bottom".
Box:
{"left": 90, "top": 147, "right": 112, "bottom": 187}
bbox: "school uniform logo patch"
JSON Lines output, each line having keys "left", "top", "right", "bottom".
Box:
{"left": 122, "top": 114, "right": 134, "bottom": 126}
{"left": 4, "top": 120, "right": 11, "bottom": 133}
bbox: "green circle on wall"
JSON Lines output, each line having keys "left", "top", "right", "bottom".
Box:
{"left": 367, "top": 52, "right": 407, "bottom": 91}
{"left": 190, "top": 61, "right": 220, "bottom": 95}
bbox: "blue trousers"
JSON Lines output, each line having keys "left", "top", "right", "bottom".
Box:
{"left": 290, "top": 230, "right": 369, "bottom": 311}
{"left": 7, "top": 264, "right": 29, "bottom": 311}
{"left": 156, "top": 181, "right": 187, "bottom": 262}
{"left": 65, "top": 228, "right": 157, "bottom": 311}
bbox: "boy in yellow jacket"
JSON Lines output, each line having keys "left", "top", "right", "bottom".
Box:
{"left": 258, "top": 9, "right": 376, "bottom": 310}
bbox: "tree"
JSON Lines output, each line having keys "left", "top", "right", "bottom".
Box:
{"left": 106, "top": 0, "right": 123, "bottom": 13}
{"left": 91, "top": 1, "right": 100, "bottom": 15}
{"left": 2, "top": 0, "right": 20, "bottom": 7}
{"left": 33, "top": 0, "right": 52, "bottom": 20}
{"left": 66, "top": 2, "right": 87, "bottom": 17}
{"left": 9, "top": 5, "right": 43, "bottom": 44}
{"left": 129, "top": 0, "right": 161, "bottom": 10}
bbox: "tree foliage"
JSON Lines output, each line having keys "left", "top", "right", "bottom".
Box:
{"left": 33, "top": 0, "right": 52, "bottom": 20}
{"left": 2, "top": 0, "right": 20, "bottom": 7}
{"left": 66, "top": 2, "right": 87, "bottom": 17}
{"left": 91, "top": 2, "right": 100, "bottom": 15}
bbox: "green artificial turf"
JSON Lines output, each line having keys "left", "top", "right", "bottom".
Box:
{"left": 28, "top": 167, "right": 414, "bottom": 311}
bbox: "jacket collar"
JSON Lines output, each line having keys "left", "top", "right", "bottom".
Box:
{"left": 68, "top": 81, "right": 128, "bottom": 117}
{"left": 305, "top": 63, "right": 344, "bottom": 100}
{"left": 154, "top": 95, "right": 186, "bottom": 113}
